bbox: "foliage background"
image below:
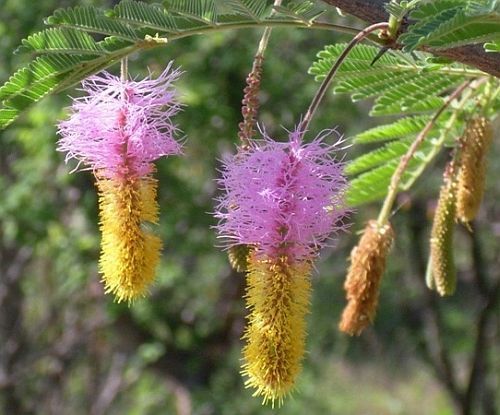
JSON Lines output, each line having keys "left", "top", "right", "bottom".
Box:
{"left": 1, "top": 0, "right": 498, "bottom": 414}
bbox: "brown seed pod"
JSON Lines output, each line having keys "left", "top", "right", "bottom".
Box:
{"left": 456, "top": 117, "right": 493, "bottom": 223}
{"left": 339, "top": 220, "right": 394, "bottom": 336}
{"left": 430, "top": 176, "right": 457, "bottom": 296}
{"left": 228, "top": 244, "right": 252, "bottom": 273}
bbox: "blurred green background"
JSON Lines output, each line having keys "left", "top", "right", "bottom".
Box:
{"left": 1, "top": 1, "right": 499, "bottom": 414}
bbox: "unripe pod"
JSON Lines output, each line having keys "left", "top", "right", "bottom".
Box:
{"left": 430, "top": 177, "right": 456, "bottom": 296}
{"left": 339, "top": 220, "right": 394, "bottom": 336}
{"left": 456, "top": 117, "right": 493, "bottom": 223}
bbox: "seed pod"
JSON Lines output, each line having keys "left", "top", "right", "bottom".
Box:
{"left": 228, "top": 244, "right": 252, "bottom": 273}
{"left": 456, "top": 117, "right": 493, "bottom": 223}
{"left": 339, "top": 220, "right": 394, "bottom": 336}
{"left": 97, "top": 175, "right": 161, "bottom": 303}
{"left": 430, "top": 177, "right": 456, "bottom": 296}
{"left": 242, "top": 254, "right": 311, "bottom": 407}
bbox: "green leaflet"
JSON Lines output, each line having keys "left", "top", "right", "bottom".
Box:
{"left": 353, "top": 115, "right": 432, "bottom": 144}
{"left": 0, "top": 0, "right": 334, "bottom": 129}
{"left": 0, "top": 46, "right": 135, "bottom": 129}
{"left": 309, "top": 44, "right": 467, "bottom": 117}
{"left": 223, "top": 0, "right": 269, "bottom": 21}
{"left": 17, "top": 28, "right": 107, "bottom": 55}
{"left": 273, "top": 1, "right": 326, "bottom": 23}
{"left": 400, "top": 0, "right": 500, "bottom": 51}
{"left": 346, "top": 144, "right": 433, "bottom": 207}
{"left": 46, "top": 6, "right": 141, "bottom": 40}
{"left": 111, "top": 1, "right": 180, "bottom": 33}
{"left": 347, "top": 136, "right": 428, "bottom": 176}
{"left": 164, "top": 0, "right": 218, "bottom": 25}
{"left": 309, "top": 43, "right": 476, "bottom": 206}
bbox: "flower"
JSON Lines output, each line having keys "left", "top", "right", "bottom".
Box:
{"left": 215, "top": 127, "right": 348, "bottom": 262}
{"left": 58, "top": 62, "right": 182, "bottom": 178}
{"left": 215, "top": 127, "right": 349, "bottom": 405}
{"left": 57, "top": 63, "right": 182, "bottom": 302}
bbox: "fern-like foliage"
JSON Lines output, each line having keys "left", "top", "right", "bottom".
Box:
{"left": 400, "top": 0, "right": 500, "bottom": 51}
{"left": 309, "top": 43, "right": 484, "bottom": 206}
{"left": 0, "top": 0, "right": 333, "bottom": 129}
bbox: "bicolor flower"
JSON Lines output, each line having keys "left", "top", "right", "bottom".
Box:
{"left": 57, "top": 63, "right": 182, "bottom": 303}
{"left": 215, "top": 127, "right": 349, "bottom": 405}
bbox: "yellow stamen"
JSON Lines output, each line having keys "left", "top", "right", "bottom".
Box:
{"left": 242, "top": 254, "right": 311, "bottom": 407}
{"left": 97, "top": 175, "right": 161, "bottom": 303}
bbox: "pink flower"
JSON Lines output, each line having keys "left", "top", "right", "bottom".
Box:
{"left": 57, "top": 63, "right": 182, "bottom": 178}
{"left": 215, "top": 127, "right": 349, "bottom": 262}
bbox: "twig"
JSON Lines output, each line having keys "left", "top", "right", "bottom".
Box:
{"left": 299, "top": 22, "right": 389, "bottom": 135}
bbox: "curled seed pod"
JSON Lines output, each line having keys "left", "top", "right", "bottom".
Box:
{"left": 339, "top": 220, "right": 394, "bottom": 336}
{"left": 430, "top": 176, "right": 457, "bottom": 296}
{"left": 98, "top": 175, "right": 161, "bottom": 303}
{"left": 228, "top": 244, "right": 252, "bottom": 273}
{"left": 242, "top": 254, "right": 311, "bottom": 407}
{"left": 456, "top": 117, "right": 493, "bottom": 223}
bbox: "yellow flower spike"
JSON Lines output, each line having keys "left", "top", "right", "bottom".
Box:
{"left": 242, "top": 254, "right": 312, "bottom": 407}
{"left": 339, "top": 220, "right": 394, "bottom": 336}
{"left": 97, "top": 175, "right": 162, "bottom": 303}
{"left": 430, "top": 176, "right": 457, "bottom": 296}
{"left": 456, "top": 117, "right": 493, "bottom": 223}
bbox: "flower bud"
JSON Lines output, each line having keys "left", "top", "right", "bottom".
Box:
{"left": 456, "top": 117, "right": 493, "bottom": 223}
{"left": 339, "top": 220, "right": 394, "bottom": 336}
{"left": 430, "top": 177, "right": 456, "bottom": 296}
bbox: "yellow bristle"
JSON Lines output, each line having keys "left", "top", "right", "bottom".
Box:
{"left": 456, "top": 117, "right": 493, "bottom": 223}
{"left": 242, "top": 254, "right": 312, "bottom": 407}
{"left": 339, "top": 220, "right": 394, "bottom": 336}
{"left": 97, "top": 175, "right": 162, "bottom": 303}
{"left": 430, "top": 177, "right": 457, "bottom": 296}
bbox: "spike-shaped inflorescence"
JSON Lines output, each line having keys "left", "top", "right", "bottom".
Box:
{"left": 57, "top": 63, "right": 182, "bottom": 302}
{"left": 339, "top": 220, "right": 394, "bottom": 336}
{"left": 430, "top": 170, "right": 457, "bottom": 296}
{"left": 215, "top": 127, "right": 349, "bottom": 405}
{"left": 456, "top": 117, "right": 493, "bottom": 224}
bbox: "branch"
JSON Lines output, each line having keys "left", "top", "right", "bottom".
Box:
{"left": 321, "top": 0, "right": 500, "bottom": 78}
